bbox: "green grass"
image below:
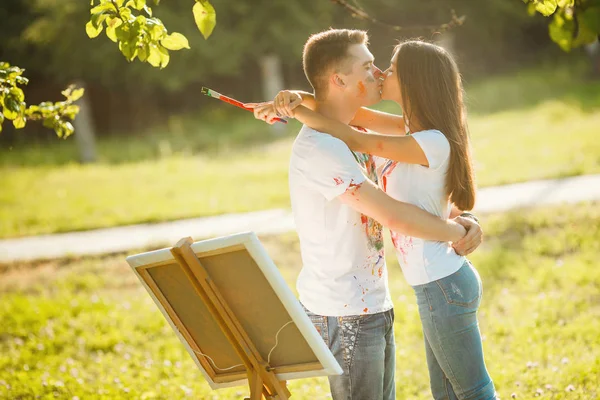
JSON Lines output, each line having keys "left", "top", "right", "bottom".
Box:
{"left": 0, "top": 203, "right": 598, "bottom": 399}
{"left": 1, "top": 64, "right": 600, "bottom": 238}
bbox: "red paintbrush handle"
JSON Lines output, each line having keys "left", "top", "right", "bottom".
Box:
{"left": 218, "top": 93, "right": 288, "bottom": 124}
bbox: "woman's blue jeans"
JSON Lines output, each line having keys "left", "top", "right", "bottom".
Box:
{"left": 413, "top": 261, "right": 497, "bottom": 400}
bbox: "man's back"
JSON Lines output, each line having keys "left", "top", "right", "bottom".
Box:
{"left": 288, "top": 125, "right": 392, "bottom": 317}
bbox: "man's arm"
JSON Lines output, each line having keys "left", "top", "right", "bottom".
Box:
{"left": 338, "top": 179, "right": 466, "bottom": 242}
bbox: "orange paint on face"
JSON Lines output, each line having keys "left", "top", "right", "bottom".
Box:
{"left": 357, "top": 81, "right": 366, "bottom": 98}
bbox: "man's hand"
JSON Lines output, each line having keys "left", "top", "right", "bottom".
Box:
{"left": 452, "top": 216, "right": 483, "bottom": 256}
{"left": 273, "top": 90, "right": 303, "bottom": 118}
{"left": 244, "top": 101, "right": 280, "bottom": 125}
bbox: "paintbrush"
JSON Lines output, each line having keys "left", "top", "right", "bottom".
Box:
{"left": 201, "top": 87, "right": 288, "bottom": 124}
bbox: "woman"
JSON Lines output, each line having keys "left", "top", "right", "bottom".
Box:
{"left": 272, "top": 40, "right": 496, "bottom": 399}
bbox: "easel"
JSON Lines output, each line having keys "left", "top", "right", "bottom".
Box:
{"left": 170, "top": 237, "right": 291, "bottom": 400}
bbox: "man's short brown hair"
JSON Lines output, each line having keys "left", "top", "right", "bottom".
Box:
{"left": 302, "top": 29, "right": 368, "bottom": 98}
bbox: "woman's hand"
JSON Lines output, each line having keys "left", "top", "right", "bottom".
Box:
{"left": 244, "top": 101, "right": 280, "bottom": 125}
{"left": 452, "top": 216, "right": 483, "bottom": 256}
{"left": 273, "top": 90, "right": 303, "bottom": 118}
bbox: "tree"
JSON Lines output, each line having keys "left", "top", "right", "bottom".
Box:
{"left": 0, "top": 62, "right": 83, "bottom": 137}
{"left": 524, "top": 0, "right": 600, "bottom": 51}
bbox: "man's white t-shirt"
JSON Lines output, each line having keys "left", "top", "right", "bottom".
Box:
{"left": 378, "top": 129, "right": 465, "bottom": 286}
{"left": 289, "top": 125, "right": 393, "bottom": 317}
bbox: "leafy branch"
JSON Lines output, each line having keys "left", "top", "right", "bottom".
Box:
{"left": 329, "top": 0, "right": 466, "bottom": 33}
{"left": 86, "top": 0, "right": 216, "bottom": 68}
{"left": 524, "top": 0, "right": 600, "bottom": 51}
{"left": 0, "top": 62, "right": 83, "bottom": 138}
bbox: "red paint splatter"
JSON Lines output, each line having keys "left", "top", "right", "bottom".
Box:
{"left": 333, "top": 177, "right": 344, "bottom": 186}
{"left": 378, "top": 266, "right": 383, "bottom": 278}
{"left": 363, "top": 308, "right": 369, "bottom": 313}
{"left": 361, "top": 214, "right": 368, "bottom": 224}
{"left": 357, "top": 81, "right": 366, "bottom": 98}
{"left": 382, "top": 176, "right": 388, "bottom": 192}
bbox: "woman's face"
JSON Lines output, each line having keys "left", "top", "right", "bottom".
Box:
{"left": 381, "top": 49, "right": 402, "bottom": 105}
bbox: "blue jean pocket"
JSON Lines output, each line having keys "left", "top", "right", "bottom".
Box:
{"left": 435, "top": 263, "right": 482, "bottom": 308}
{"left": 307, "top": 313, "right": 330, "bottom": 347}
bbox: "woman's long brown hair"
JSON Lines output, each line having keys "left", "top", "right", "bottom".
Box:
{"left": 395, "top": 40, "right": 476, "bottom": 211}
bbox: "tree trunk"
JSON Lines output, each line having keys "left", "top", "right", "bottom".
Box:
{"left": 72, "top": 81, "right": 97, "bottom": 164}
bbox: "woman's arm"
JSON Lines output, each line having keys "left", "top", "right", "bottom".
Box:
{"left": 285, "top": 91, "right": 405, "bottom": 135}
{"left": 351, "top": 107, "right": 406, "bottom": 136}
{"left": 294, "top": 106, "right": 428, "bottom": 166}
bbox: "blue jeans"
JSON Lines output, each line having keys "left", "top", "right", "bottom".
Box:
{"left": 304, "top": 306, "right": 396, "bottom": 400}
{"left": 413, "top": 261, "right": 497, "bottom": 400}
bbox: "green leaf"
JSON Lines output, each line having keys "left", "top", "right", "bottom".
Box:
{"left": 147, "top": 44, "right": 162, "bottom": 67}
{"left": 70, "top": 88, "right": 85, "bottom": 102}
{"left": 549, "top": 12, "right": 574, "bottom": 51}
{"left": 119, "top": 7, "right": 133, "bottom": 22}
{"left": 90, "top": 2, "right": 117, "bottom": 14}
{"left": 86, "top": 20, "right": 104, "bottom": 38}
{"left": 62, "top": 121, "right": 75, "bottom": 138}
{"left": 119, "top": 40, "right": 137, "bottom": 60}
{"left": 138, "top": 44, "right": 149, "bottom": 62}
{"left": 126, "top": 0, "right": 145, "bottom": 10}
{"left": 160, "top": 32, "right": 190, "bottom": 50}
{"left": 147, "top": 19, "right": 166, "bottom": 40}
{"left": 535, "top": 0, "right": 558, "bottom": 16}
{"left": 9, "top": 87, "right": 25, "bottom": 102}
{"left": 193, "top": 1, "right": 216, "bottom": 40}
{"left": 91, "top": 12, "right": 109, "bottom": 29}
{"left": 106, "top": 18, "right": 123, "bottom": 42}
{"left": 115, "top": 24, "right": 131, "bottom": 41}
{"left": 13, "top": 114, "right": 26, "bottom": 129}
{"left": 158, "top": 45, "right": 170, "bottom": 68}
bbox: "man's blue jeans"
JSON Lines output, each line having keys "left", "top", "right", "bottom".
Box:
{"left": 304, "top": 306, "right": 396, "bottom": 400}
{"left": 413, "top": 261, "right": 497, "bottom": 400}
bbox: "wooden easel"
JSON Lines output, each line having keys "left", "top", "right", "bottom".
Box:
{"left": 170, "top": 237, "right": 291, "bottom": 400}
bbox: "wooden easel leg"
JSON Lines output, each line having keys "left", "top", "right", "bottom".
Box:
{"left": 249, "top": 369, "right": 264, "bottom": 400}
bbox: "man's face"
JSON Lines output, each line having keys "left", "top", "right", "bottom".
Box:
{"left": 341, "top": 44, "right": 383, "bottom": 106}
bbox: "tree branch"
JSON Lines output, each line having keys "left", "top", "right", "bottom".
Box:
{"left": 330, "top": 0, "right": 466, "bottom": 34}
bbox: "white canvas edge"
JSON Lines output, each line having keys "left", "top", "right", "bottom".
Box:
{"left": 125, "top": 232, "right": 342, "bottom": 391}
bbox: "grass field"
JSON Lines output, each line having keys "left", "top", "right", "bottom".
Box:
{"left": 1, "top": 203, "right": 599, "bottom": 399}
{"left": 1, "top": 64, "right": 600, "bottom": 238}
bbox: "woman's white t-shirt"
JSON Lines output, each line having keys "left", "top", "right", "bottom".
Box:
{"left": 378, "top": 129, "right": 465, "bottom": 286}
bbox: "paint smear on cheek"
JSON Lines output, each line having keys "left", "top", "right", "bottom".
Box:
{"left": 376, "top": 141, "right": 383, "bottom": 150}
{"left": 357, "top": 81, "right": 366, "bottom": 98}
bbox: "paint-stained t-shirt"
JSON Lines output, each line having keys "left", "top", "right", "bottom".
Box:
{"left": 289, "top": 125, "right": 393, "bottom": 317}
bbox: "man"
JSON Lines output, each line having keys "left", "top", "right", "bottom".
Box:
{"left": 249, "top": 29, "right": 481, "bottom": 399}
